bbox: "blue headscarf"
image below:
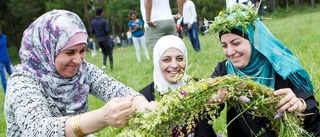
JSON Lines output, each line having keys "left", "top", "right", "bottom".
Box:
{"left": 224, "top": 19, "right": 313, "bottom": 93}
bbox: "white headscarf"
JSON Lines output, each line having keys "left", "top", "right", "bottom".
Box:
{"left": 153, "top": 35, "right": 188, "bottom": 94}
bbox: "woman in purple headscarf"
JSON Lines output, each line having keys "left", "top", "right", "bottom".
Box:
{"left": 4, "top": 10, "right": 153, "bottom": 137}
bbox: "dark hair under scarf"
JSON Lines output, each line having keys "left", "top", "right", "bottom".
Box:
{"left": 219, "top": 29, "right": 249, "bottom": 41}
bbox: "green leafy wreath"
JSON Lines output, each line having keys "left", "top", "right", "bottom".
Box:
{"left": 208, "top": 4, "right": 258, "bottom": 34}
{"left": 117, "top": 4, "right": 311, "bottom": 137}
{"left": 118, "top": 75, "right": 311, "bottom": 137}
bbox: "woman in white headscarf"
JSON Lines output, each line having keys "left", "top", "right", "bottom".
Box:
{"left": 140, "top": 35, "right": 220, "bottom": 137}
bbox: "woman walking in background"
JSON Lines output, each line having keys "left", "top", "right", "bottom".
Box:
{"left": 128, "top": 11, "right": 150, "bottom": 62}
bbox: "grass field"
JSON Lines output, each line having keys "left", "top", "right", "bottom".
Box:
{"left": 1, "top": 8, "right": 320, "bottom": 136}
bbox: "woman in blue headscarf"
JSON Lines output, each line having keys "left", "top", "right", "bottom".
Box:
{"left": 4, "top": 10, "right": 154, "bottom": 136}
{"left": 210, "top": 4, "right": 320, "bottom": 137}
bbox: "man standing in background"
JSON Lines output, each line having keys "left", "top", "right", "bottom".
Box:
{"left": 179, "top": 0, "right": 201, "bottom": 52}
{"left": 91, "top": 8, "right": 113, "bottom": 71}
{"left": 141, "top": 0, "right": 183, "bottom": 52}
{"left": 0, "top": 29, "right": 12, "bottom": 93}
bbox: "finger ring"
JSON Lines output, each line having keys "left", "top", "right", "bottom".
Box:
{"left": 289, "top": 100, "right": 294, "bottom": 106}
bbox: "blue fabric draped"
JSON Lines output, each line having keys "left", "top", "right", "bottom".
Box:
{"left": 226, "top": 19, "right": 313, "bottom": 93}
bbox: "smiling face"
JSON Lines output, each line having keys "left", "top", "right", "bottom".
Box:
{"left": 55, "top": 43, "right": 87, "bottom": 78}
{"left": 220, "top": 33, "right": 252, "bottom": 69}
{"left": 159, "top": 48, "right": 186, "bottom": 84}
{"left": 130, "top": 13, "right": 137, "bottom": 20}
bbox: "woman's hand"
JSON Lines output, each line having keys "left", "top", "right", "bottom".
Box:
{"left": 98, "top": 97, "right": 135, "bottom": 127}
{"left": 274, "top": 88, "right": 305, "bottom": 113}
{"left": 145, "top": 101, "right": 157, "bottom": 111}
{"left": 207, "top": 87, "right": 228, "bottom": 104}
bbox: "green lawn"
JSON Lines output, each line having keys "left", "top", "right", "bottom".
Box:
{"left": 1, "top": 9, "right": 320, "bottom": 136}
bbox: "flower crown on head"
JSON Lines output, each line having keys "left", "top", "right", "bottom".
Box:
{"left": 209, "top": 3, "right": 259, "bottom": 34}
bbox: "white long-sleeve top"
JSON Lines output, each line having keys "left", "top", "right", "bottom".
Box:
{"left": 140, "top": 0, "right": 173, "bottom": 28}
{"left": 182, "top": 0, "right": 197, "bottom": 25}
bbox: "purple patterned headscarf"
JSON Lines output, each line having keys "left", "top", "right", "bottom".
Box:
{"left": 14, "top": 9, "right": 89, "bottom": 114}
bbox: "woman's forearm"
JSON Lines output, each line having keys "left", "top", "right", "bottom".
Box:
{"left": 65, "top": 109, "right": 105, "bottom": 137}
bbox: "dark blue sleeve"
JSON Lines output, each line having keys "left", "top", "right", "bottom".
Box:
{"left": 104, "top": 20, "right": 110, "bottom": 33}
{"left": 90, "top": 22, "right": 95, "bottom": 34}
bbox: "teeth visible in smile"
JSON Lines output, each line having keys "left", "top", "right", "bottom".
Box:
{"left": 231, "top": 56, "right": 240, "bottom": 59}
{"left": 169, "top": 71, "right": 178, "bottom": 74}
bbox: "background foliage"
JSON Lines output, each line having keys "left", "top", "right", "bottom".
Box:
{"left": 0, "top": 0, "right": 318, "bottom": 54}
{"left": 0, "top": 4, "right": 319, "bottom": 136}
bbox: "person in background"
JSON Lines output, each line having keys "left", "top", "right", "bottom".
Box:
{"left": 226, "top": 0, "right": 248, "bottom": 8}
{"left": 128, "top": 11, "right": 150, "bottom": 62}
{"left": 176, "top": 23, "right": 184, "bottom": 39}
{"left": 210, "top": 4, "right": 320, "bottom": 136}
{"left": 203, "top": 18, "right": 209, "bottom": 32}
{"left": 120, "top": 32, "right": 127, "bottom": 47}
{"left": 179, "top": 0, "right": 201, "bottom": 52}
{"left": 198, "top": 18, "right": 205, "bottom": 36}
{"left": 91, "top": 8, "right": 112, "bottom": 70}
{"left": 251, "top": 0, "right": 262, "bottom": 18}
{"left": 0, "top": 29, "right": 13, "bottom": 93}
{"left": 140, "top": 35, "right": 226, "bottom": 137}
{"left": 116, "top": 35, "right": 122, "bottom": 50}
{"left": 109, "top": 35, "right": 115, "bottom": 54}
{"left": 88, "top": 38, "right": 98, "bottom": 57}
{"left": 126, "top": 30, "right": 133, "bottom": 46}
{"left": 4, "top": 9, "right": 154, "bottom": 137}
{"left": 141, "top": 0, "right": 184, "bottom": 52}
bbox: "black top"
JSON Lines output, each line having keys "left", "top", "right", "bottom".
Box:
{"left": 140, "top": 79, "right": 217, "bottom": 137}
{"left": 120, "top": 35, "right": 126, "bottom": 41}
{"left": 211, "top": 60, "right": 320, "bottom": 137}
{"left": 91, "top": 16, "right": 110, "bottom": 42}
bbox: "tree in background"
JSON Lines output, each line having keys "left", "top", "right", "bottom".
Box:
{"left": 0, "top": 0, "right": 318, "bottom": 55}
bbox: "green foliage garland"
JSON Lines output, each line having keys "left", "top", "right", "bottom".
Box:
{"left": 118, "top": 75, "right": 311, "bottom": 137}
{"left": 209, "top": 4, "right": 258, "bottom": 34}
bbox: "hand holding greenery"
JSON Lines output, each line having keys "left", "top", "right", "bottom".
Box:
{"left": 118, "top": 75, "right": 311, "bottom": 137}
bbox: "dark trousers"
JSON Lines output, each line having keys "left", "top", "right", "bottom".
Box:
{"left": 0, "top": 61, "right": 12, "bottom": 93}
{"left": 184, "top": 23, "right": 201, "bottom": 52}
{"left": 98, "top": 40, "right": 113, "bottom": 70}
{"left": 177, "top": 30, "right": 183, "bottom": 39}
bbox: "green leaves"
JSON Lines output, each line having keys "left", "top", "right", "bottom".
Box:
{"left": 118, "top": 75, "right": 310, "bottom": 137}
{"left": 209, "top": 4, "right": 259, "bottom": 34}
{"left": 155, "top": 90, "right": 161, "bottom": 102}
